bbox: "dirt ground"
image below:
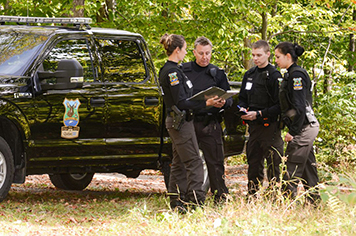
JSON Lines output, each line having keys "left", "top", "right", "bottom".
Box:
{"left": 10, "top": 165, "right": 249, "bottom": 196}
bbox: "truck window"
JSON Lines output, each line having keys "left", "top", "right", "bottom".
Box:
{"left": 42, "top": 39, "right": 95, "bottom": 83}
{"left": 96, "top": 39, "right": 146, "bottom": 83}
{"left": 0, "top": 32, "right": 47, "bottom": 76}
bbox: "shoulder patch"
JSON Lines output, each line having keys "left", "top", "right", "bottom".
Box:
{"left": 169, "top": 72, "right": 179, "bottom": 86}
{"left": 293, "top": 77, "right": 303, "bottom": 90}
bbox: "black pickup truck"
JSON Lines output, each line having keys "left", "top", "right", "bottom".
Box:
{"left": 0, "top": 16, "right": 245, "bottom": 201}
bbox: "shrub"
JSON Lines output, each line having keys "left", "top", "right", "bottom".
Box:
{"left": 314, "top": 73, "right": 356, "bottom": 170}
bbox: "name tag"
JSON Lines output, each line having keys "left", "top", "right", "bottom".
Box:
{"left": 245, "top": 82, "right": 252, "bottom": 90}
{"left": 186, "top": 80, "right": 193, "bottom": 89}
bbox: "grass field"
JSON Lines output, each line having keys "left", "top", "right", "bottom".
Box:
{"left": 0, "top": 167, "right": 355, "bottom": 236}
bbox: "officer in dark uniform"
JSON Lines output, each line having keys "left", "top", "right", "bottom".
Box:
{"left": 275, "top": 42, "right": 320, "bottom": 203}
{"left": 158, "top": 33, "right": 221, "bottom": 211}
{"left": 182, "top": 36, "right": 232, "bottom": 203}
{"left": 238, "top": 40, "right": 284, "bottom": 196}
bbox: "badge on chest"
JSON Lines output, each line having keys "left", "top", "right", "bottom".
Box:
{"left": 186, "top": 79, "right": 193, "bottom": 89}
{"left": 245, "top": 77, "right": 253, "bottom": 90}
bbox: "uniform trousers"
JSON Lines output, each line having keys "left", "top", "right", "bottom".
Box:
{"left": 246, "top": 121, "right": 284, "bottom": 195}
{"left": 166, "top": 116, "right": 205, "bottom": 208}
{"left": 284, "top": 121, "right": 320, "bottom": 199}
{"left": 194, "top": 119, "right": 229, "bottom": 201}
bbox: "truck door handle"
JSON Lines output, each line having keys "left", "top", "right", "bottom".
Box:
{"left": 90, "top": 97, "right": 105, "bottom": 107}
{"left": 144, "top": 97, "right": 159, "bottom": 106}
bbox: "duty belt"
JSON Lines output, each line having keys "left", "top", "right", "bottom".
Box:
{"left": 194, "top": 113, "right": 222, "bottom": 125}
{"left": 168, "top": 111, "right": 193, "bottom": 121}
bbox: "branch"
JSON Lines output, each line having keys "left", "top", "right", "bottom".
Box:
{"left": 316, "top": 3, "right": 353, "bottom": 81}
{"left": 242, "top": 17, "right": 259, "bottom": 31}
{"left": 269, "top": 28, "right": 350, "bottom": 40}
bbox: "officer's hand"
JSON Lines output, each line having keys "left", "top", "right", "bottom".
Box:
{"left": 238, "top": 107, "right": 248, "bottom": 113}
{"left": 241, "top": 111, "right": 257, "bottom": 121}
{"left": 206, "top": 96, "right": 220, "bottom": 107}
{"left": 213, "top": 98, "right": 225, "bottom": 108}
{"left": 285, "top": 132, "right": 294, "bottom": 142}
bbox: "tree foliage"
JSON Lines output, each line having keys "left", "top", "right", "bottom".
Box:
{"left": 1, "top": 0, "right": 356, "bottom": 165}
{"left": 0, "top": 0, "right": 355, "bottom": 78}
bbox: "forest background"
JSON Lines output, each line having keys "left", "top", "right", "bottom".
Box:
{"left": 1, "top": 0, "right": 356, "bottom": 174}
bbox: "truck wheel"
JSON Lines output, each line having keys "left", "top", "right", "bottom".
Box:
{"left": 49, "top": 173, "right": 94, "bottom": 190}
{"left": 201, "top": 152, "right": 210, "bottom": 193}
{"left": 160, "top": 154, "right": 209, "bottom": 192}
{"left": 0, "top": 137, "right": 14, "bottom": 202}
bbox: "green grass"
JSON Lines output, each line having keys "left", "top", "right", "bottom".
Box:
{"left": 1, "top": 177, "right": 356, "bottom": 236}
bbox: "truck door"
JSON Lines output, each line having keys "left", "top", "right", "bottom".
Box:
{"left": 94, "top": 36, "right": 162, "bottom": 169}
{"left": 28, "top": 37, "right": 107, "bottom": 166}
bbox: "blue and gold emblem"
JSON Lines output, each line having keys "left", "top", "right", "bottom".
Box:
{"left": 169, "top": 72, "right": 179, "bottom": 86}
{"left": 61, "top": 98, "right": 81, "bottom": 139}
{"left": 293, "top": 77, "right": 303, "bottom": 90}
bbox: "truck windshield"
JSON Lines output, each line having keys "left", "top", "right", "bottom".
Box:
{"left": 0, "top": 32, "right": 47, "bottom": 76}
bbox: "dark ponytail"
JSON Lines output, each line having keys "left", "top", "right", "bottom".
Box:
{"left": 294, "top": 43, "right": 304, "bottom": 57}
{"left": 275, "top": 42, "right": 304, "bottom": 63}
{"left": 160, "top": 33, "right": 185, "bottom": 56}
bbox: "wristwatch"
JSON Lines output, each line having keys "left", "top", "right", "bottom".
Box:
{"left": 256, "top": 111, "right": 261, "bottom": 118}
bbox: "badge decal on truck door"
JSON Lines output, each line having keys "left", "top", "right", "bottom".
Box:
{"left": 61, "top": 98, "right": 81, "bottom": 139}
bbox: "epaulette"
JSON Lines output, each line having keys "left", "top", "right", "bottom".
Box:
{"left": 289, "top": 66, "right": 309, "bottom": 78}
{"left": 206, "top": 64, "right": 218, "bottom": 78}
{"left": 181, "top": 62, "right": 193, "bottom": 72}
{"left": 245, "top": 66, "right": 258, "bottom": 76}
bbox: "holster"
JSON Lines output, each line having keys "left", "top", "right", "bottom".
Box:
{"left": 171, "top": 105, "right": 186, "bottom": 131}
{"left": 305, "top": 103, "right": 317, "bottom": 124}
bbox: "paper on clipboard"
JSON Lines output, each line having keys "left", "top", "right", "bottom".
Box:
{"left": 219, "top": 90, "right": 239, "bottom": 100}
{"left": 187, "top": 86, "right": 239, "bottom": 101}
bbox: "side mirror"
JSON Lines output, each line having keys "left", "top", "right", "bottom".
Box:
{"left": 38, "top": 59, "right": 84, "bottom": 90}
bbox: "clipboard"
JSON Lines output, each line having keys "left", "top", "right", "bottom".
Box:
{"left": 187, "top": 86, "right": 239, "bottom": 101}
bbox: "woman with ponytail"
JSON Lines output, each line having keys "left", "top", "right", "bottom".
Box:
{"left": 159, "top": 34, "right": 220, "bottom": 212}
{"left": 274, "top": 42, "right": 320, "bottom": 204}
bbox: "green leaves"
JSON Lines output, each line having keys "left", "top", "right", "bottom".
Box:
{"left": 1, "top": 0, "right": 355, "bottom": 80}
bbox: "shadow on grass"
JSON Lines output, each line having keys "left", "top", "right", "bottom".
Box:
{"left": 8, "top": 187, "right": 165, "bottom": 203}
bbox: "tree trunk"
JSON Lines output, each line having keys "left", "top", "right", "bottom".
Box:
{"left": 271, "top": 4, "right": 277, "bottom": 17}
{"left": 243, "top": 37, "right": 254, "bottom": 70}
{"left": 261, "top": 12, "right": 268, "bottom": 41}
{"left": 96, "top": 0, "right": 115, "bottom": 22}
{"left": 348, "top": 9, "right": 356, "bottom": 72}
{"left": 72, "top": 0, "right": 85, "bottom": 17}
{"left": 3, "top": 1, "right": 11, "bottom": 15}
{"left": 323, "top": 60, "right": 333, "bottom": 94}
{"left": 313, "top": 66, "right": 317, "bottom": 100}
{"left": 106, "top": 0, "right": 115, "bottom": 11}
{"left": 161, "top": 3, "right": 169, "bottom": 18}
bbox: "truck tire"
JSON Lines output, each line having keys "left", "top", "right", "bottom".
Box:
{"left": 49, "top": 173, "right": 94, "bottom": 190}
{"left": 161, "top": 153, "right": 210, "bottom": 192}
{"left": 201, "top": 153, "right": 210, "bottom": 193}
{"left": 0, "top": 137, "right": 14, "bottom": 202}
{"left": 160, "top": 154, "right": 209, "bottom": 192}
